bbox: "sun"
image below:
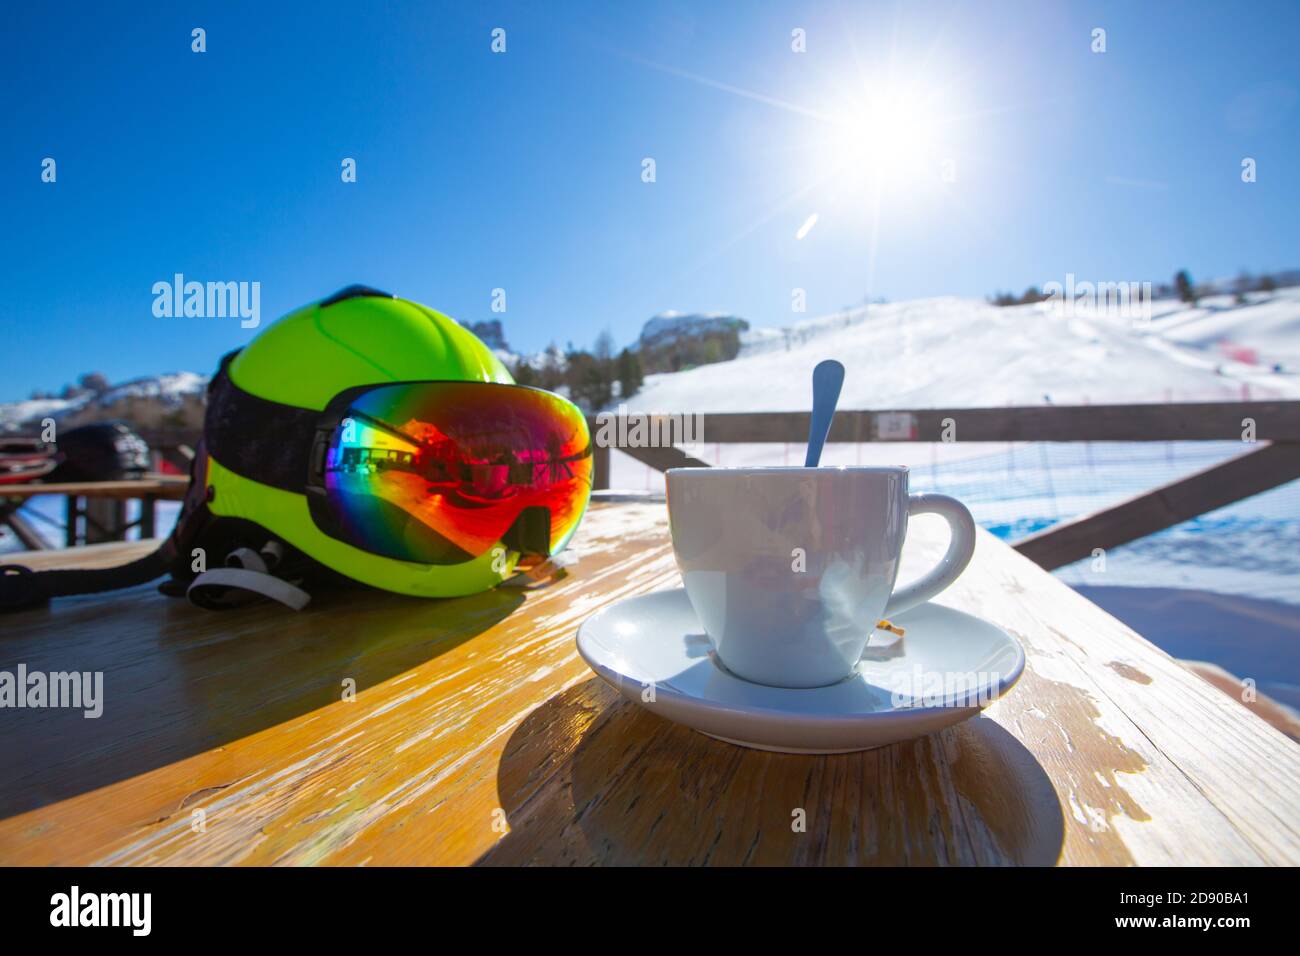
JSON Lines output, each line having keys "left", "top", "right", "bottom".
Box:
{"left": 824, "top": 86, "right": 946, "bottom": 186}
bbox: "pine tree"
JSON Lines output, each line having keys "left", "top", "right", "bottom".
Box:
{"left": 512, "top": 360, "right": 538, "bottom": 387}
{"left": 616, "top": 348, "right": 644, "bottom": 399}
{"left": 1234, "top": 271, "right": 1252, "bottom": 304}
{"left": 79, "top": 372, "right": 111, "bottom": 394}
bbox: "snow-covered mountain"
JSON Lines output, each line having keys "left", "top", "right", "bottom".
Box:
{"left": 637, "top": 311, "right": 748, "bottom": 350}
{"left": 0, "top": 372, "right": 207, "bottom": 431}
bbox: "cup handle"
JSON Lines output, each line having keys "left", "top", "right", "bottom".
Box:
{"left": 882, "top": 493, "right": 976, "bottom": 618}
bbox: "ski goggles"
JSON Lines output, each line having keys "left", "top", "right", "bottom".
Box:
{"left": 206, "top": 367, "right": 593, "bottom": 566}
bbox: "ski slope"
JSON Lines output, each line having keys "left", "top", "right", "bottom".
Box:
{"left": 617, "top": 290, "right": 1300, "bottom": 416}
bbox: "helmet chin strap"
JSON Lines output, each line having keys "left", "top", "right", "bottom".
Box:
{"left": 186, "top": 544, "right": 310, "bottom": 611}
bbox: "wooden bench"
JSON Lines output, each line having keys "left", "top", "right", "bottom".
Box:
{"left": 0, "top": 499, "right": 1296, "bottom": 865}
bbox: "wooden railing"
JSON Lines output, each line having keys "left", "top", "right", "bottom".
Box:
{"left": 11, "top": 404, "right": 1299, "bottom": 570}
{"left": 0, "top": 477, "right": 188, "bottom": 548}
{"left": 589, "top": 401, "right": 1300, "bottom": 570}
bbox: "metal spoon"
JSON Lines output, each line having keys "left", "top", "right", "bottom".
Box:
{"left": 805, "top": 359, "right": 845, "bottom": 467}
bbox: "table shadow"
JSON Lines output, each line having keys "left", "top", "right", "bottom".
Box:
{"left": 0, "top": 582, "right": 523, "bottom": 819}
{"left": 481, "top": 677, "right": 1065, "bottom": 865}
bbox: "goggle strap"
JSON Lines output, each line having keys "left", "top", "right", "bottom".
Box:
{"left": 501, "top": 505, "right": 553, "bottom": 557}
{"left": 204, "top": 363, "right": 320, "bottom": 494}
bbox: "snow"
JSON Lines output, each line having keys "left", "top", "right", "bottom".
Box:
{"left": 0, "top": 397, "right": 78, "bottom": 429}
{"left": 1138, "top": 290, "right": 1300, "bottom": 369}
{"left": 97, "top": 371, "right": 207, "bottom": 406}
{"left": 616, "top": 292, "right": 1300, "bottom": 416}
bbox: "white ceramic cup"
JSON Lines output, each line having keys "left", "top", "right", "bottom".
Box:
{"left": 666, "top": 466, "right": 976, "bottom": 688}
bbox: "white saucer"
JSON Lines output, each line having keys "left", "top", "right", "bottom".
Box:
{"left": 576, "top": 587, "right": 1025, "bottom": 754}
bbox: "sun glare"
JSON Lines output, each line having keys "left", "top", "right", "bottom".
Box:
{"left": 826, "top": 86, "right": 946, "bottom": 186}
{"left": 616, "top": 40, "right": 975, "bottom": 292}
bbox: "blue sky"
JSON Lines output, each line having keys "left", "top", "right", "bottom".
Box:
{"left": 2, "top": 0, "right": 1297, "bottom": 397}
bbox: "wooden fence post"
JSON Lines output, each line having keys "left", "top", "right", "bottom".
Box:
{"left": 592, "top": 443, "right": 611, "bottom": 491}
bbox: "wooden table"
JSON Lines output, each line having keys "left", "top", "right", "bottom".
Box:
{"left": 1, "top": 499, "right": 1297, "bottom": 865}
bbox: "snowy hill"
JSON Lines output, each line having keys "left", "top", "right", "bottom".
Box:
{"left": 0, "top": 372, "right": 207, "bottom": 431}
{"left": 615, "top": 290, "right": 1300, "bottom": 415}
{"left": 1141, "top": 292, "right": 1300, "bottom": 373}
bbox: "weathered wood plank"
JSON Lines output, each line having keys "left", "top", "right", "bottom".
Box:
{"left": 614, "top": 444, "right": 710, "bottom": 473}
{"left": 0, "top": 477, "right": 188, "bottom": 502}
{"left": 1014, "top": 442, "right": 1300, "bottom": 569}
{"left": 3, "top": 537, "right": 158, "bottom": 570}
{"left": 131, "top": 402, "right": 1300, "bottom": 451}
{"left": 0, "top": 502, "right": 1296, "bottom": 866}
{"left": 590, "top": 443, "right": 611, "bottom": 490}
{"left": 1, "top": 510, "right": 48, "bottom": 550}
{"left": 652, "top": 401, "right": 1300, "bottom": 444}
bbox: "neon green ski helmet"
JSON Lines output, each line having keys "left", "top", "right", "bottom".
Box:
{"left": 202, "top": 285, "right": 552, "bottom": 599}
{"left": 0, "top": 286, "right": 593, "bottom": 613}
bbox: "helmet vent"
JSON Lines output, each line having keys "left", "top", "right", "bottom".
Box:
{"left": 320, "top": 285, "right": 395, "bottom": 308}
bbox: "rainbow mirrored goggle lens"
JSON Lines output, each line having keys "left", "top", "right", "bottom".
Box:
{"left": 306, "top": 382, "right": 592, "bottom": 565}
